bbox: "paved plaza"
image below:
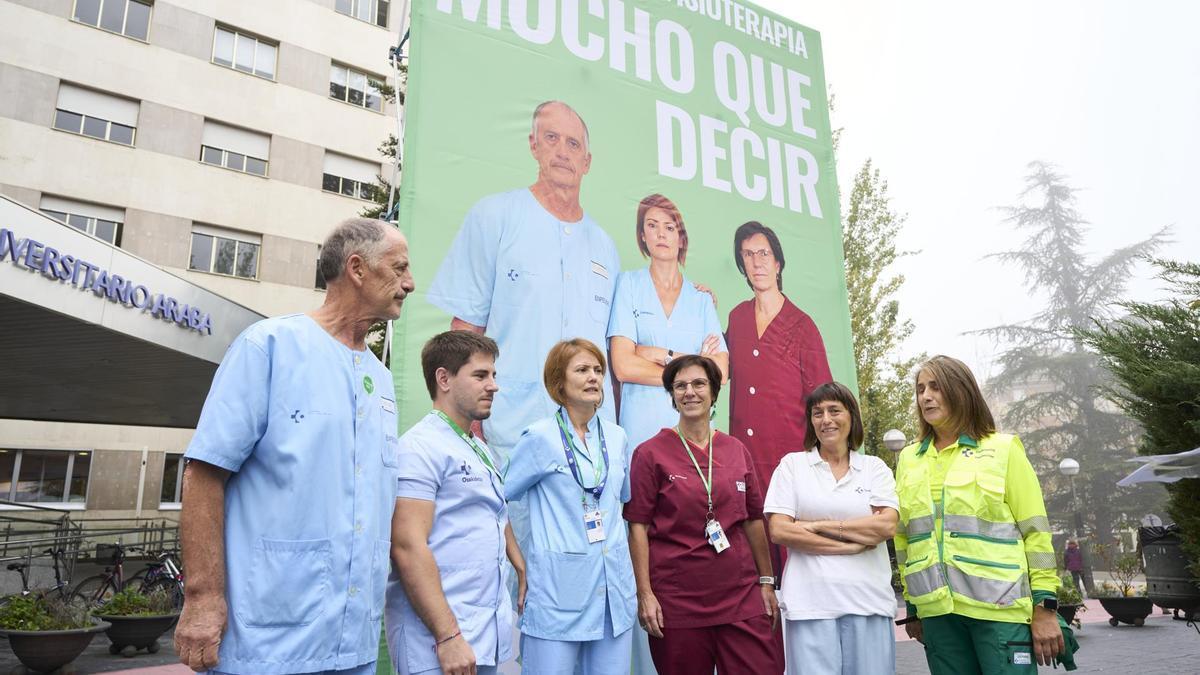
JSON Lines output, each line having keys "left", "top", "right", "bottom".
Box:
{"left": 895, "top": 600, "right": 1200, "bottom": 674}
{"left": 3, "top": 598, "right": 1197, "bottom": 674}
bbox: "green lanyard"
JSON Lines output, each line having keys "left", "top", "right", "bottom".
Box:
{"left": 675, "top": 427, "right": 714, "bottom": 519}
{"left": 433, "top": 410, "right": 503, "bottom": 483}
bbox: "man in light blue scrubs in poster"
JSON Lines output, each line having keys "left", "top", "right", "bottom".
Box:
{"left": 426, "top": 100, "right": 621, "bottom": 458}
{"left": 174, "top": 218, "right": 414, "bottom": 675}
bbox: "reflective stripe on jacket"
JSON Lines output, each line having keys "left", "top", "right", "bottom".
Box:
{"left": 894, "top": 433, "right": 1059, "bottom": 624}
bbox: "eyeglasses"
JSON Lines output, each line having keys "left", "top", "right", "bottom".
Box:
{"left": 740, "top": 248, "right": 774, "bottom": 261}
{"left": 672, "top": 378, "right": 710, "bottom": 394}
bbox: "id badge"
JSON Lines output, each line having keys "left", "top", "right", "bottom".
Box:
{"left": 705, "top": 519, "right": 730, "bottom": 553}
{"left": 584, "top": 509, "right": 606, "bottom": 543}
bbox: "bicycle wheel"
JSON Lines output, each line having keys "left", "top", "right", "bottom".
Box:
{"left": 71, "top": 574, "right": 118, "bottom": 607}
{"left": 122, "top": 569, "right": 147, "bottom": 590}
{"left": 143, "top": 577, "right": 184, "bottom": 611}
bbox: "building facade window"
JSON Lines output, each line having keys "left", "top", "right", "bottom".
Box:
{"left": 188, "top": 224, "right": 261, "bottom": 280}
{"left": 323, "top": 152, "right": 381, "bottom": 201}
{"left": 0, "top": 449, "right": 92, "bottom": 506}
{"left": 329, "top": 64, "right": 384, "bottom": 112}
{"left": 334, "top": 0, "right": 388, "bottom": 28}
{"left": 40, "top": 195, "right": 124, "bottom": 246}
{"left": 200, "top": 120, "right": 269, "bottom": 177}
{"left": 53, "top": 83, "right": 138, "bottom": 146}
{"left": 160, "top": 453, "right": 183, "bottom": 506}
{"left": 72, "top": 0, "right": 151, "bottom": 41}
{"left": 212, "top": 26, "right": 277, "bottom": 80}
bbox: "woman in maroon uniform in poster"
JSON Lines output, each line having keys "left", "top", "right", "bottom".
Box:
{"left": 725, "top": 221, "right": 834, "bottom": 578}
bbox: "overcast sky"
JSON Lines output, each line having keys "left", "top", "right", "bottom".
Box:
{"left": 755, "top": 0, "right": 1200, "bottom": 381}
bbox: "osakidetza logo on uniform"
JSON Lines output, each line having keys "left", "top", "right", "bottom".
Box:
{"left": 460, "top": 460, "right": 483, "bottom": 483}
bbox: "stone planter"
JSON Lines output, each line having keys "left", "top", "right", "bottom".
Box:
{"left": 0, "top": 619, "right": 111, "bottom": 672}
{"left": 1097, "top": 596, "right": 1154, "bottom": 626}
{"left": 95, "top": 612, "right": 180, "bottom": 656}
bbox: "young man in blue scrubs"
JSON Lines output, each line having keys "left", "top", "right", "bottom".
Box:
{"left": 174, "top": 218, "right": 415, "bottom": 675}
{"left": 387, "top": 331, "right": 526, "bottom": 675}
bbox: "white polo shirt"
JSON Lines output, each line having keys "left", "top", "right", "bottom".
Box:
{"left": 763, "top": 449, "right": 899, "bottom": 621}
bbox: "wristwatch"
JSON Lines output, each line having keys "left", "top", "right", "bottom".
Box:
{"left": 1039, "top": 598, "right": 1058, "bottom": 612}
{"left": 665, "top": 349, "right": 675, "bottom": 363}
{"left": 758, "top": 576, "right": 776, "bottom": 587}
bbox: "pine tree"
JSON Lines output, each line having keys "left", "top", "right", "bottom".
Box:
{"left": 1081, "top": 259, "right": 1200, "bottom": 572}
{"left": 980, "top": 161, "right": 1168, "bottom": 541}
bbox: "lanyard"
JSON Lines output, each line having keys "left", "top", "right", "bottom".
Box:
{"left": 675, "top": 427, "right": 714, "bottom": 518}
{"left": 555, "top": 409, "right": 608, "bottom": 505}
{"left": 433, "top": 410, "right": 503, "bottom": 483}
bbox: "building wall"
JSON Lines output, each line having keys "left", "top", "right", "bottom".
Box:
{"left": 0, "top": 0, "right": 401, "bottom": 517}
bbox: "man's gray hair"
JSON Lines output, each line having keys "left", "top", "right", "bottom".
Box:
{"left": 319, "top": 217, "right": 391, "bottom": 282}
{"left": 531, "top": 100, "right": 590, "bottom": 150}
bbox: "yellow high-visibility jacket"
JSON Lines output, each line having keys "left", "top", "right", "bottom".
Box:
{"left": 895, "top": 433, "right": 1059, "bottom": 624}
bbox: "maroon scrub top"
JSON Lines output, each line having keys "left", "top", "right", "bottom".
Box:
{"left": 624, "top": 428, "right": 765, "bottom": 629}
{"left": 726, "top": 297, "right": 833, "bottom": 492}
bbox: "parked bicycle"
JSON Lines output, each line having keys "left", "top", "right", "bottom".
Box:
{"left": 123, "top": 548, "right": 184, "bottom": 610}
{"left": 71, "top": 542, "right": 129, "bottom": 607}
{"left": 1, "top": 548, "right": 73, "bottom": 604}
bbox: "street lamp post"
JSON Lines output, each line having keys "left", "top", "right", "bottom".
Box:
{"left": 1058, "top": 458, "right": 1082, "bottom": 537}
{"left": 1058, "top": 457, "right": 1092, "bottom": 594}
{"left": 883, "top": 429, "right": 907, "bottom": 454}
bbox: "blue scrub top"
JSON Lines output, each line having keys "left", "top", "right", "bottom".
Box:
{"left": 606, "top": 267, "right": 727, "bottom": 449}
{"left": 504, "top": 414, "right": 637, "bottom": 641}
{"left": 185, "top": 314, "right": 397, "bottom": 675}
{"left": 426, "top": 188, "right": 621, "bottom": 452}
{"left": 385, "top": 412, "right": 513, "bottom": 672}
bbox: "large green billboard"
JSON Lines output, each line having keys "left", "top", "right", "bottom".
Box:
{"left": 392, "top": 0, "right": 852, "bottom": 474}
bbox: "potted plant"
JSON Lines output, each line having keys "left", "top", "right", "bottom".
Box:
{"left": 1056, "top": 574, "right": 1087, "bottom": 626}
{"left": 1092, "top": 542, "right": 1154, "bottom": 626}
{"left": 94, "top": 588, "right": 181, "bottom": 656}
{"left": 0, "top": 595, "right": 110, "bottom": 672}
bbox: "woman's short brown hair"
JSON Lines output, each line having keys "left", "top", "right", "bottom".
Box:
{"left": 636, "top": 194, "right": 688, "bottom": 265}
{"left": 543, "top": 338, "right": 607, "bottom": 407}
{"left": 803, "top": 382, "right": 865, "bottom": 451}
{"left": 661, "top": 354, "right": 723, "bottom": 406}
{"left": 915, "top": 354, "right": 996, "bottom": 442}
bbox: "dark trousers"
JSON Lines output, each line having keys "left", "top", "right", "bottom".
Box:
{"left": 1070, "top": 571, "right": 1086, "bottom": 597}
{"left": 922, "top": 613, "right": 1036, "bottom": 675}
{"left": 648, "top": 613, "right": 782, "bottom": 674}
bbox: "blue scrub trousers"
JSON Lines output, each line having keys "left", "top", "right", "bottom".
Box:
{"left": 210, "top": 664, "right": 378, "bottom": 675}
{"left": 520, "top": 627, "right": 633, "bottom": 675}
{"left": 396, "top": 663, "right": 499, "bottom": 675}
{"left": 784, "top": 614, "right": 895, "bottom": 675}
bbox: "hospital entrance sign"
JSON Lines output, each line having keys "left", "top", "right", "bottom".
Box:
{"left": 1, "top": 225, "right": 214, "bottom": 335}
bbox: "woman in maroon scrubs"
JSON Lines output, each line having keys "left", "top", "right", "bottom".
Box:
{"left": 624, "top": 354, "right": 781, "bottom": 674}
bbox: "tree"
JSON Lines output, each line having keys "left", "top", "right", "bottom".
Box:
{"left": 360, "top": 63, "right": 406, "bottom": 222}
{"left": 979, "top": 161, "right": 1169, "bottom": 542}
{"left": 1081, "top": 258, "right": 1200, "bottom": 573}
{"left": 841, "top": 160, "right": 925, "bottom": 465}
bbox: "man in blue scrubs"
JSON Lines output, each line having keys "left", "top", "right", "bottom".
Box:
{"left": 387, "top": 331, "right": 526, "bottom": 675}
{"left": 426, "top": 100, "right": 621, "bottom": 456}
{"left": 174, "top": 218, "right": 414, "bottom": 675}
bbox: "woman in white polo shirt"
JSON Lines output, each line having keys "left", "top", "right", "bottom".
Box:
{"left": 764, "top": 381, "right": 899, "bottom": 674}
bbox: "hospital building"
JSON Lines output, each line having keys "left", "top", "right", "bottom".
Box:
{"left": 0, "top": 0, "right": 400, "bottom": 524}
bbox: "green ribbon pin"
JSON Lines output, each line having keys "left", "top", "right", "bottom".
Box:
{"left": 363, "top": 375, "right": 374, "bottom": 394}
